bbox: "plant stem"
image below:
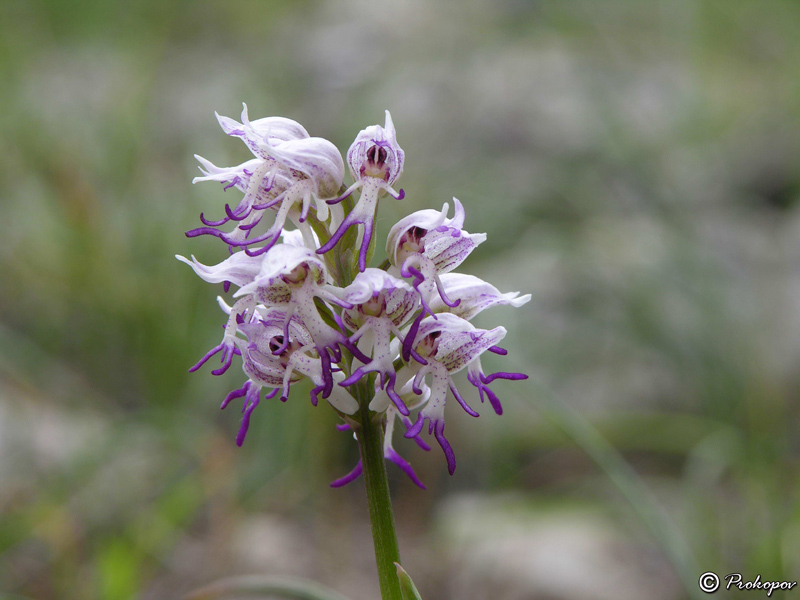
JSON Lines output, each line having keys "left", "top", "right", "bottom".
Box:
{"left": 355, "top": 396, "right": 403, "bottom": 600}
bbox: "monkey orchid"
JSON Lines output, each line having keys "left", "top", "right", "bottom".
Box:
{"left": 317, "top": 111, "right": 406, "bottom": 272}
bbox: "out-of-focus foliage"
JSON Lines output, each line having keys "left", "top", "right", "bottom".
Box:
{"left": 1, "top": 1, "right": 800, "bottom": 599}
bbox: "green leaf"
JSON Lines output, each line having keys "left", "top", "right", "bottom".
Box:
{"left": 394, "top": 563, "right": 423, "bottom": 600}
{"left": 182, "top": 575, "right": 354, "bottom": 600}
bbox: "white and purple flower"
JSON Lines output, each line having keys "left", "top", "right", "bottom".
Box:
{"left": 180, "top": 107, "right": 529, "bottom": 483}
{"left": 188, "top": 104, "right": 344, "bottom": 257}
{"left": 317, "top": 111, "right": 406, "bottom": 272}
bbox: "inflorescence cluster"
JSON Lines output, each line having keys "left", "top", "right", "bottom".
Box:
{"left": 178, "top": 107, "right": 530, "bottom": 487}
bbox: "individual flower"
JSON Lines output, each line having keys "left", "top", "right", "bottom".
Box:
{"left": 334, "top": 269, "right": 420, "bottom": 414}
{"left": 222, "top": 307, "right": 358, "bottom": 446}
{"left": 188, "top": 104, "right": 345, "bottom": 255}
{"left": 317, "top": 111, "right": 405, "bottom": 271}
{"left": 232, "top": 244, "right": 369, "bottom": 401}
{"left": 429, "top": 273, "right": 532, "bottom": 320}
{"left": 386, "top": 198, "right": 486, "bottom": 361}
{"left": 400, "top": 313, "right": 526, "bottom": 475}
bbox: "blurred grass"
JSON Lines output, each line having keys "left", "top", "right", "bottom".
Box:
{"left": 1, "top": 0, "right": 800, "bottom": 598}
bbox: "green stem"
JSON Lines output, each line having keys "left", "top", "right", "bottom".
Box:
{"left": 355, "top": 396, "right": 403, "bottom": 600}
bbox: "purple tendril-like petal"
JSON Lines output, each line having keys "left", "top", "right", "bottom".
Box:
{"left": 450, "top": 382, "right": 479, "bottom": 417}
{"left": 332, "top": 311, "right": 347, "bottom": 333}
{"left": 467, "top": 371, "right": 503, "bottom": 415}
{"left": 186, "top": 226, "right": 227, "bottom": 239}
{"left": 244, "top": 234, "right": 281, "bottom": 256}
{"left": 330, "top": 460, "right": 363, "bottom": 488}
{"left": 401, "top": 312, "right": 426, "bottom": 364}
{"left": 481, "top": 371, "right": 529, "bottom": 384}
{"left": 199, "top": 212, "right": 230, "bottom": 227}
{"left": 190, "top": 342, "right": 230, "bottom": 373}
{"left": 435, "top": 276, "right": 461, "bottom": 308}
{"left": 225, "top": 203, "right": 250, "bottom": 221}
{"left": 339, "top": 367, "right": 365, "bottom": 387}
{"left": 271, "top": 314, "right": 294, "bottom": 356}
{"left": 433, "top": 420, "right": 456, "bottom": 475}
{"left": 358, "top": 219, "right": 373, "bottom": 272}
{"left": 309, "top": 385, "right": 324, "bottom": 406}
{"left": 341, "top": 339, "right": 371, "bottom": 366}
{"left": 386, "top": 447, "right": 426, "bottom": 489}
{"left": 325, "top": 182, "right": 359, "bottom": 206}
{"left": 317, "top": 211, "right": 360, "bottom": 256}
{"left": 223, "top": 281, "right": 231, "bottom": 293}
{"left": 401, "top": 416, "right": 431, "bottom": 451}
{"left": 402, "top": 264, "right": 435, "bottom": 318}
{"left": 336, "top": 423, "right": 351, "bottom": 432}
{"left": 384, "top": 371, "right": 410, "bottom": 416}
{"left": 221, "top": 381, "right": 251, "bottom": 409}
{"left": 488, "top": 345, "right": 508, "bottom": 355}
{"left": 210, "top": 345, "right": 236, "bottom": 376}
{"left": 235, "top": 387, "right": 261, "bottom": 446}
{"left": 319, "top": 348, "right": 334, "bottom": 399}
{"left": 404, "top": 413, "right": 426, "bottom": 439}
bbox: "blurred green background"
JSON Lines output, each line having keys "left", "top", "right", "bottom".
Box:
{"left": 2, "top": 0, "right": 800, "bottom": 598}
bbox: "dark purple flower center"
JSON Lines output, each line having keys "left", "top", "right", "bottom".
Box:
{"left": 416, "top": 330, "right": 441, "bottom": 358}
{"left": 362, "top": 143, "right": 391, "bottom": 181}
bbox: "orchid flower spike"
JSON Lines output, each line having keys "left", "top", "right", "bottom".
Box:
{"left": 181, "top": 107, "right": 530, "bottom": 485}
{"left": 317, "top": 111, "right": 406, "bottom": 272}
